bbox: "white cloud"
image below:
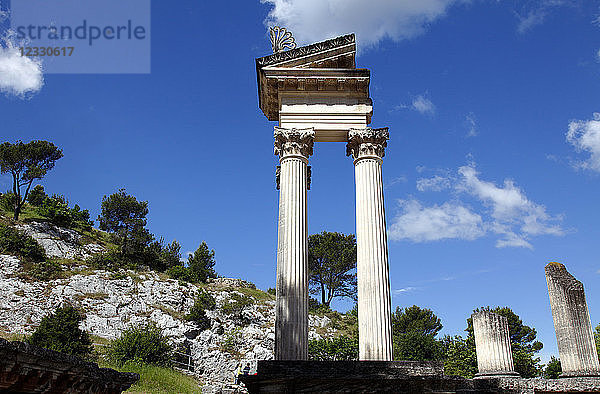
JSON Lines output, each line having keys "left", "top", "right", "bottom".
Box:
{"left": 516, "top": 9, "right": 547, "bottom": 34}
{"left": 566, "top": 113, "right": 600, "bottom": 172}
{"left": 458, "top": 165, "right": 563, "bottom": 247}
{"left": 465, "top": 113, "right": 478, "bottom": 137}
{"left": 385, "top": 176, "right": 407, "bottom": 189}
{"left": 411, "top": 95, "right": 435, "bottom": 115}
{"left": 394, "top": 94, "right": 436, "bottom": 116}
{"left": 393, "top": 287, "right": 419, "bottom": 295}
{"left": 389, "top": 164, "right": 564, "bottom": 248}
{"left": 416, "top": 175, "right": 451, "bottom": 192}
{"left": 0, "top": 32, "right": 43, "bottom": 98}
{"left": 261, "top": 0, "right": 460, "bottom": 49}
{"left": 389, "top": 199, "right": 485, "bottom": 242}
{"left": 514, "top": 0, "right": 573, "bottom": 34}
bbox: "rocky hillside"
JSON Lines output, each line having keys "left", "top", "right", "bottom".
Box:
{"left": 0, "top": 221, "right": 343, "bottom": 393}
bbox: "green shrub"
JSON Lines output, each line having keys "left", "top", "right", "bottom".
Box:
{"left": 107, "top": 322, "right": 172, "bottom": 366}
{"left": 0, "top": 191, "right": 17, "bottom": 212}
{"left": 36, "top": 194, "right": 93, "bottom": 230}
{"left": 185, "top": 291, "right": 216, "bottom": 330}
{"left": 27, "top": 305, "right": 93, "bottom": 358}
{"left": 220, "top": 327, "right": 242, "bottom": 357}
{"left": 267, "top": 287, "right": 276, "bottom": 295}
{"left": 166, "top": 265, "right": 195, "bottom": 282}
{"left": 543, "top": 356, "right": 562, "bottom": 379}
{"left": 308, "top": 297, "right": 331, "bottom": 313}
{"left": 221, "top": 293, "right": 253, "bottom": 320}
{"left": 27, "top": 259, "right": 63, "bottom": 281}
{"left": 0, "top": 223, "right": 46, "bottom": 262}
{"left": 27, "top": 185, "right": 47, "bottom": 207}
{"left": 308, "top": 336, "right": 358, "bottom": 361}
{"left": 87, "top": 250, "right": 131, "bottom": 271}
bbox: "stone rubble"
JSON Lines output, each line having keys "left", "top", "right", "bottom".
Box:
{"left": 0, "top": 254, "right": 337, "bottom": 393}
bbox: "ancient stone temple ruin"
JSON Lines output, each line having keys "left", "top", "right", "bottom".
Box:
{"left": 242, "top": 28, "right": 600, "bottom": 393}
{"left": 545, "top": 262, "right": 600, "bottom": 377}
{"left": 257, "top": 31, "right": 392, "bottom": 361}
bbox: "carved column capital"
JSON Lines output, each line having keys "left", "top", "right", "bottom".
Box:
{"left": 346, "top": 127, "right": 389, "bottom": 161}
{"left": 274, "top": 127, "right": 315, "bottom": 159}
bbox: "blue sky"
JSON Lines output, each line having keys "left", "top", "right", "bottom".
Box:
{"left": 1, "top": 0, "right": 600, "bottom": 362}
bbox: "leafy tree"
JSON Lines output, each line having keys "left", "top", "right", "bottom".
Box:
{"left": 393, "top": 305, "right": 442, "bottom": 337}
{"left": 0, "top": 140, "right": 63, "bottom": 221}
{"left": 309, "top": 336, "right": 358, "bottom": 361}
{"left": 308, "top": 231, "right": 357, "bottom": 308}
{"left": 187, "top": 241, "right": 217, "bottom": 282}
{"left": 392, "top": 305, "right": 444, "bottom": 361}
{"left": 464, "top": 306, "right": 543, "bottom": 378}
{"left": 267, "top": 287, "right": 276, "bottom": 296}
{"left": 543, "top": 356, "right": 562, "bottom": 379}
{"left": 27, "top": 305, "right": 92, "bottom": 358}
{"left": 442, "top": 335, "right": 478, "bottom": 378}
{"left": 98, "top": 189, "right": 149, "bottom": 256}
{"left": 142, "top": 238, "right": 182, "bottom": 272}
{"left": 107, "top": 322, "right": 172, "bottom": 366}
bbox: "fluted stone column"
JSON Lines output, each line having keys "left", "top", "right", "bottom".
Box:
{"left": 472, "top": 311, "right": 519, "bottom": 378}
{"left": 346, "top": 127, "right": 393, "bottom": 361}
{"left": 545, "top": 262, "right": 600, "bottom": 377}
{"left": 274, "top": 127, "right": 315, "bottom": 360}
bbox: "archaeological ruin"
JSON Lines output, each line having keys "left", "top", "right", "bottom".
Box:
{"left": 241, "top": 28, "right": 600, "bottom": 393}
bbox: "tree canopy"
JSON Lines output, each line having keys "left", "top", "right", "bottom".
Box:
{"left": 392, "top": 305, "right": 444, "bottom": 361}
{"left": 308, "top": 231, "right": 357, "bottom": 307}
{"left": 0, "top": 140, "right": 63, "bottom": 220}
{"left": 98, "top": 188, "right": 149, "bottom": 255}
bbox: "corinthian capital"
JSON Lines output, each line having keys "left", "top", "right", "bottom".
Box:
{"left": 274, "top": 127, "right": 315, "bottom": 159}
{"left": 346, "top": 127, "right": 389, "bottom": 160}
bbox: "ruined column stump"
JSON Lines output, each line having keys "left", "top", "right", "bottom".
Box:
{"left": 472, "top": 311, "right": 519, "bottom": 378}
{"left": 545, "top": 262, "right": 600, "bottom": 377}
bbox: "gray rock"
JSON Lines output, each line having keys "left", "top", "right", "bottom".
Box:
{"left": 16, "top": 221, "right": 104, "bottom": 260}
{"left": 0, "top": 254, "right": 339, "bottom": 393}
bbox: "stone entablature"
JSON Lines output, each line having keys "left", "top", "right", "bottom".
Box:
{"left": 256, "top": 33, "right": 372, "bottom": 136}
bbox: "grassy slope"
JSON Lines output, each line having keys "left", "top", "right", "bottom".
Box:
{"left": 101, "top": 361, "right": 202, "bottom": 394}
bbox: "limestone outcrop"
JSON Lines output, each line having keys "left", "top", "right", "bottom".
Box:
{"left": 0, "top": 253, "right": 336, "bottom": 393}
{"left": 16, "top": 221, "right": 104, "bottom": 260}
